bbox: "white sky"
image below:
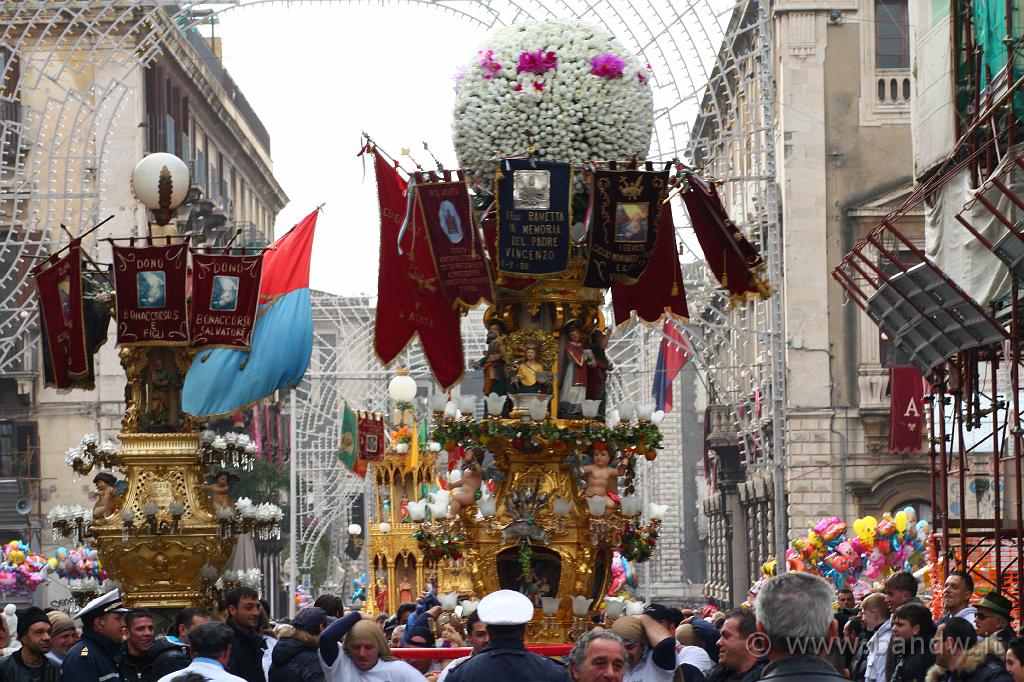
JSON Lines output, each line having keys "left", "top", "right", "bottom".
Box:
{"left": 212, "top": 6, "right": 488, "bottom": 296}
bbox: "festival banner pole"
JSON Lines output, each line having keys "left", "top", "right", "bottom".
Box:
{"left": 289, "top": 388, "right": 298, "bottom": 619}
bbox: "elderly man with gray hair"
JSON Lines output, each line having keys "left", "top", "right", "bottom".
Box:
{"left": 756, "top": 572, "right": 847, "bottom": 682}
{"left": 568, "top": 630, "right": 628, "bottom": 682}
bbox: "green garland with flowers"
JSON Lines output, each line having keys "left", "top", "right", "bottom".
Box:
{"left": 619, "top": 522, "right": 658, "bottom": 563}
{"left": 413, "top": 524, "right": 466, "bottom": 563}
{"left": 431, "top": 419, "right": 662, "bottom": 455}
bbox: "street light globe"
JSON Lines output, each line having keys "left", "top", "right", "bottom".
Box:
{"left": 348, "top": 523, "right": 362, "bottom": 536}
{"left": 131, "top": 153, "right": 190, "bottom": 225}
{"left": 388, "top": 369, "right": 417, "bottom": 403}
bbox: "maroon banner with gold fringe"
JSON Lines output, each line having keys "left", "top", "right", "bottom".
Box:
{"left": 189, "top": 253, "right": 263, "bottom": 350}
{"left": 112, "top": 242, "right": 189, "bottom": 345}
{"left": 681, "top": 173, "right": 771, "bottom": 302}
{"left": 585, "top": 167, "right": 670, "bottom": 287}
{"left": 415, "top": 173, "right": 493, "bottom": 308}
{"left": 611, "top": 206, "right": 689, "bottom": 324}
{"left": 34, "top": 242, "right": 89, "bottom": 389}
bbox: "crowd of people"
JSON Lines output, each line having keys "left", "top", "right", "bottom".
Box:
{"left": 0, "top": 571, "right": 1019, "bottom": 682}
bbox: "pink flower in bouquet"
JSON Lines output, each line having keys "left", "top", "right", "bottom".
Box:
{"left": 517, "top": 49, "right": 558, "bottom": 75}
{"left": 478, "top": 50, "right": 503, "bottom": 80}
{"left": 590, "top": 52, "right": 627, "bottom": 79}
{"left": 533, "top": 81, "right": 545, "bottom": 92}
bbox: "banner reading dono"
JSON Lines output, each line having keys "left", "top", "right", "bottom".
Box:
{"left": 113, "top": 243, "right": 189, "bottom": 345}
{"left": 190, "top": 253, "right": 263, "bottom": 350}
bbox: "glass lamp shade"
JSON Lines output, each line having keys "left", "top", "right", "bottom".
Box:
{"left": 388, "top": 371, "right": 417, "bottom": 403}
{"left": 131, "top": 153, "right": 190, "bottom": 224}
{"left": 348, "top": 523, "right": 362, "bottom": 536}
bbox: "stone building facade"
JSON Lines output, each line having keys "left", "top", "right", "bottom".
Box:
{"left": 0, "top": 7, "right": 287, "bottom": 573}
{"left": 691, "top": 0, "right": 933, "bottom": 604}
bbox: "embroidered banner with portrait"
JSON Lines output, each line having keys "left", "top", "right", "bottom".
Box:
{"left": 112, "top": 242, "right": 189, "bottom": 346}
{"left": 415, "top": 172, "right": 493, "bottom": 307}
{"left": 495, "top": 159, "right": 572, "bottom": 279}
{"left": 189, "top": 253, "right": 263, "bottom": 350}
{"left": 357, "top": 411, "right": 385, "bottom": 462}
{"left": 584, "top": 167, "right": 669, "bottom": 287}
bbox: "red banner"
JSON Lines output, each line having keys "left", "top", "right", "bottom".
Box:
{"left": 357, "top": 411, "right": 385, "bottom": 462}
{"left": 113, "top": 242, "right": 189, "bottom": 345}
{"left": 415, "top": 174, "right": 493, "bottom": 308}
{"left": 367, "top": 148, "right": 464, "bottom": 388}
{"left": 189, "top": 253, "right": 263, "bottom": 350}
{"left": 611, "top": 206, "right": 689, "bottom": 324}
{"left": 681, "top": 173, "right": 771, "bottom": 302}
{"left": 34, "top": 243, "right": 89, "bottom": 389}
{"left": 889, "top": 366, "right": 925, "bottom": 453}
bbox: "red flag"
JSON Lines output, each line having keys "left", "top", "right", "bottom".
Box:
{"left": 357, "top": 411, "right": 386, "bottom": 462}
{"left": 652, "top": 319, "right": 692, "bottom": 412}
{"left": 369, "top": 149, "right": 464, "bottom": 388}
{"left": 259, "top": 210, "right": 317, "bottom": 299}
{"left": 889, "top": 366, "right": 925, "bottom": 453}
{"left": 611, "top": 206, "right": 689, "bottom": 324}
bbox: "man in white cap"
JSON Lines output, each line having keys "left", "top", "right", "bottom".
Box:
{"left": 445, "top": 589, "right": 569, "bottom": 682}
{"left": 62, "top": 588, "right": 131, "bottom": 682}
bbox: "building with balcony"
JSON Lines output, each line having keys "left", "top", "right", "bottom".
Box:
{"left": 0, "top": 6, "right": 287, "bottom": 581}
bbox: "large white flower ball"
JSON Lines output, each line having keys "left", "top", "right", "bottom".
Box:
{"left": 452, "top": 20, "right": 655, "bottom": 188}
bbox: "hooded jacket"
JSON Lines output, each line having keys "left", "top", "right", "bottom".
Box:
{"left": 269, "top": 627, "right": 323, "bottom": 682}
{"left": 0, "top": 650, "right": 62, "bottom": 682}
{"left": 925, "top": 639, "right": 1012, "bottom": 682}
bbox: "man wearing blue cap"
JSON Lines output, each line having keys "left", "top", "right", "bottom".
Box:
{"left": 445, "top": 589, "right": 570, "bottom": 682}
{"left": 63, "top": 588, "right": 131, "bottom": 682}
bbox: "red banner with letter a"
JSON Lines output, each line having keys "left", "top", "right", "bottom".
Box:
{"left": 189, "top": 253, "right": 263, "bottom": 350}
{"left": 34, "top": 242, "right": 89, "bottom": 389}
{"left": 889, "top": 366, "right": 925, "bottom": 453}
{"left": 357, "top": 411, "right": 385, "bottom": 462}
{"left": 367, "top": 146, "right": 464, "bottom": 388}
{"left": 113, "top": 242, "right": 189, "bottom": 345}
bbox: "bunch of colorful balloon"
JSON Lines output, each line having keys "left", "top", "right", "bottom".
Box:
{"left": 0, "top": 540, "right": 50, "bottom": 593}
{"left": 606, "top": 551, "right": 639, "bottom": 597}
{"left": 48, "top": 546, "right": 107, "bottom": 582}
{"left": 785, "top": 508, "right": 930, "bottom": 590}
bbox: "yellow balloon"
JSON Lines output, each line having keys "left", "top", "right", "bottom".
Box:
{"left": 895, "top": 511, "right": 908, "bottom": 532}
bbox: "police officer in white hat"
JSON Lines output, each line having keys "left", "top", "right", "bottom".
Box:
{"left": 445, "top": 589, "right": 569, "bottom": 682}
{"left": 62, "top": 589, "right": 131, "bottom": 682}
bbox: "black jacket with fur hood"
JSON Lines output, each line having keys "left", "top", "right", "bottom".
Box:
{"left": 269, "top": 625, "right": 324, "bottom": 682}
{"left": 925, "top": 638, "right": 1013, "bottom": 682}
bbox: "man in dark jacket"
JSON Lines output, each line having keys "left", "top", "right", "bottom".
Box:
{"left": 150, "top": 607, "right": 209, "bottom": 680}
{"left": 64, "top": 588, "right": 131, "bottom": 682}
{"left": 755, "top": 572, "right": 847, "bottom": 682}
{"left": 705, "top": 608, "right": 767, "bottom": 682}
{"left": 225, "top": 586, "right": 267, "bottom": 682}
{"left": 120, "top": 608, "right": 186, "bottom": 682}
{"left": 0, "top": 607, "right": 61, "bottom": 682}
{"left": 269, "top": 606, "right": 328, "bottom": 682}
{"left": 927, "top": 618, "right": 1011, "bottom": 682}
{"left": 889, "top": 603, "right": 935, "bottom": 682}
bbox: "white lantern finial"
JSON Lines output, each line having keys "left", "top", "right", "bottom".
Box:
{"left": 131, "top": 153, "right": 190, "bottom": 225}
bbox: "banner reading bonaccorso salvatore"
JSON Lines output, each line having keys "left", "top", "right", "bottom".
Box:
{"left": 34, "top": 242, "right": 89, "bottom": 389}
{"left": 357, "top": 412, "right": 385, "bottom": 462}
{"left": 416, "top": 174, "right": 493, "bottom": 307}
{"left": 113, "top": 242, "right": 189, "bottom": 345}
{"left": 190, "top": 253, "right": 263, "bottom": 350}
